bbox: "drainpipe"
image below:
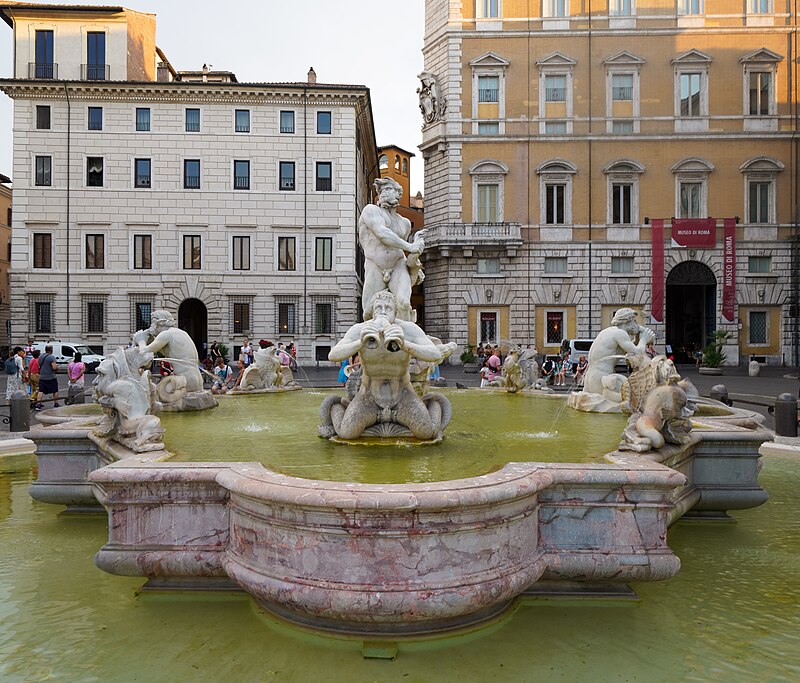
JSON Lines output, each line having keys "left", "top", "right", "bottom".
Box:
{"left": 587, "top": 0, "right": 594, "bottom": 337}
{"left": 302, "top": 84, "right": 308, "bottom": 339}
{"left": 63, "top": 81, "right": 71, "bottom": 329}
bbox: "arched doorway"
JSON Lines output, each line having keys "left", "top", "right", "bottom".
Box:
{"left": 666, "top": 261, "right": 716, "bottom": 364}
{"left": 177, "top": 298, "right": 207, "bottom": 358}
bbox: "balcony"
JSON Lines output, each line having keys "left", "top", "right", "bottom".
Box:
{"left": 81, "top": 64, "right": 110, "bottom": 81}
{"left": 28, "top": 62, "right": 58, "bottom": 79}
{"left": 423, "top": 222, "right": 523, "bottom": 257}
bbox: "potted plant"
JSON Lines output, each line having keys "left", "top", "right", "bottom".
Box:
{"left": 460, "top": 345, "right": 480, "bottom": 373}
{"left": 699, "top": 330, "right": 731, "bottom": 375}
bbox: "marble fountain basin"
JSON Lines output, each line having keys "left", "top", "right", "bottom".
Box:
{"left": 25, "top": 390, "right": 770, "bottom": 636}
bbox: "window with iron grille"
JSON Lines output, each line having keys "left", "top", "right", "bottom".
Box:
{"left": 33, "top": 233, "right": 52, "bottom": 268}
{"left": 130, "top": 296, "right": 155, "bottom": 333}
{"left": 544, "top": 256, "right": 567, "bottom": 274}
{"left": 133, "top": 234, "right": 152, "bottom": 269}
{"left": 185, "top": 108, "right": 200, "bottom": 132}
{"left": 36, "top": 105, "right": 51, "bottom": 129}
{"left": 280, "top": 161, "right": 295, "bottom": 190}
{"left": 85, "top": 234, "right": 104, "bottom": 269}
{"left": 316, "top": 162, "right": 332, "bottom": 191}
{"left": 230, "top": 297, "right": 253, "bottom": 334}
{"left": 749, "top": 311, "right": 767, "bottom": 345}
{"left": 134, "top": 158, "right": 151, "bottom": 188}
{"left": 184, "top": 159, "right": 200, "bottom": 189}
{"left": 276, "top": 299, "right": 297, "bottom": 335}
{"left": 233, "top": 160, "right": 250, "bottom": 190}
{"left": 87, "top": 157, "right": 103, "bottom": 186}
{"left": 30, "top": 295, "right": 53, "bottom": 334}
{"left": 313, "top": 297, "right": 335, "bottom": 335}
{"left": 183, "top": 235, "right": 201, "bottom": 270}
{"left": 280, "top": 110, "right": 295, "bottom": 134}
{"left": 35, "top": 156, "right": 51, "bottom": 186}
{"left": 546, "top": 310, "right": 564, "bottom": 345}
{"left": 315, "top": 236, "right": 333, "bottom": 271}
{"left": 478, "top": 75, "right": 499, "bottom": 102}
{"left": 748, "top": 256, "right": 771, "bottom": 273}
{"left": 135, "top": 107, "right": 150, "bottom": 131}
{"left": 83, "top": 295, "right": 106, "bottom": 334}
{"left": 278, "top": 236, "right": 296, "bottom": 271}
{"left": 317, "top": 111, "right": 331, "bottom": 134}
{"left": 232, "top": 235, "right": 250, "bottom": 270}
{"left": 234, "top": 109, "right": 250, "bottom": 133}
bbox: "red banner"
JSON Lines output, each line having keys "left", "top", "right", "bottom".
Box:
{"left": 722, "top": 218, "right": 736, "bottom": 322}
{"left": 671, "top": 218, "right": 717, "bottom": 248}
{"left": 651, "top": 219, "right": 664, "bottom": 324}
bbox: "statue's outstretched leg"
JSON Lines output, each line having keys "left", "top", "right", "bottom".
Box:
{"left": 334, "top": 392, "right": 380, "bottom": 440}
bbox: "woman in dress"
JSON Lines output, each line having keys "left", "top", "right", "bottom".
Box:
{"left": 5, "top": 346, "right": 27, "bottom": 400}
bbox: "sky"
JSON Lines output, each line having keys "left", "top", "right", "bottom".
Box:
{"left": 0, "top": 0, "right": 426, "bottom": 193}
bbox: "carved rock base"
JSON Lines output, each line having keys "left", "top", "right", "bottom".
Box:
{"left": 567, "top": 390, "right": 624, "bottom": 413}
{"left": 158, "top": 390, "right": 218, "bottom": 412}
{"left": 229, "top": 385, "right": 302, "bottom": 396}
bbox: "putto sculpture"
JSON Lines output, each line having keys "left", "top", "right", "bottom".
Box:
{"left": 417, "top": 71, "right": 446, "bottom": 125}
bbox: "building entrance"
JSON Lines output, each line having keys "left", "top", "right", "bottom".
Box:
{"left": 177, "top": 298, "right": 208, "bottom": 358}
{"left": 666, "top": 261, "right": 716, "bottom": 364}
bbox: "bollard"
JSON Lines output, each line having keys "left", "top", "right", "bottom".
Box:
{"left": 9, "top": 390, "right": 30, "bottom": 432}
{"left": 710, "top": 384, "right": 730, "bottom": 406}
{"left": 774, "top": 393, "right": 798, "bottom": 437}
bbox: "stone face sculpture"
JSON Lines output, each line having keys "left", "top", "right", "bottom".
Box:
{"left": 568, "top": 308, "right": 655, "bottom": 413}
{"left": 619, "top": 355, "right": 693, "bottom": 452}
{"left": 93, "top": 346, "right": 164, "bottom": 452}
{"left": 359, "top": 177, "right": 425, "bottom": 322}
{"left": 234, "top": 347, "right": 300, "bottom": 393}
{"left": 319, "top": 291, "right": 452, "bottom": 441}
{"left": 417, "top": 71, "right": 446, "bottom": 125}
{"left": 134, "top": 309, "right": 216, "bottom": 411}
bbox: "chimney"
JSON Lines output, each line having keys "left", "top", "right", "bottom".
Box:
{"left": 307, "top": 67, "right": 317, "bottom": 84}
{"left": 156, "top": 62, "right": 170, "bottom": 82}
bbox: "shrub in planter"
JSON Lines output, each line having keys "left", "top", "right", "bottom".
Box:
{"left": 701, "top": 331, "right": 731, "bottom": 372}
{"left": 460, "top": 345, "right": 480, "bottom": 373}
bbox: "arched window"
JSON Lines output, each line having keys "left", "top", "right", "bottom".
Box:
{"left": 536, "top": 159, "right": 577, "bottom": 226}
{"left": 379, "top": 155, "right": 388, "bottom": 170}
{"left": 671, "top": 157, "right": 714, "bottom": 218}
{"left": 402, "top": 158, "right": 408, "bottom": 175}
{"left": 394, "top": 155, "right": 400, "bottom": 171}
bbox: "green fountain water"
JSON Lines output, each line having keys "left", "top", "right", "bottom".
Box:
{"left": 159, "top": 390, "right": 628, "bottom": 483}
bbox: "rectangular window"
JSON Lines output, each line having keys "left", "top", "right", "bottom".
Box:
{"left": 612, "top": 120, "right": 634, "bottom": 133}
{"left": 477, "top": 258, "right": 501, "bottom": 274}
{"left": 317, "top": 111, "right": 332, "bottom": 134}
{"left": 233, "top": 302, "right": 250, "bottom": 335}
{"left": 184, "top": 159, "right": 200, "bottom": 189}
{"left": 546, "top": 311, "right": 564, "bottom": 344}
{"left": 749, "top": 311, "right": 767, "bottom": 344}
{"left": 315, "top": 236, "right": 333, "bottom": 271}
{"left": 134, "top": 158, "right": 151, "bottom": 188}
{"left": 280, "top": 110, "right": 295, "bottom": 134}
{"left": 748, "top": 256, "right": 771, "bottom": 273}
{"left": 86, "top": 157, "right": 103, "bottom": 187}
{"left": 479, "top": 0, "right": 500, "bottom": 17}
{"left": 612, "top": 183, "right": 632, "bottom": 224}
{"left": 135, "top": 107, "right": 150, "bottom": 131}
{"left": 232, "top": 235, "right": 250, "bottom": 270}
{"left": 233, "top": 160, "right": 250, "bottom": 190}
{"left": 33, "top": 233, "right": 52, "bottom": 268}
{"left": 749, "top": 181, "right": 770, "bottom": 223}
{"left": 133, "top": 234, "right": 152, "bottom": 269}
{"left": 135, "top": 302, "right": 152, "bottom": 331}
{"left": 35, "top": 300, "right": 52, "bottom": 333}
{"left": 749, "top": 72, "right": 771, "bottom": 116}
{"left": 86, "top": 300, "right": 105, "bottom": 333}
{"left": 280, "top": 161, "right": 295, "bottom": 191}
{"left": 36, "top": 105, "right": 51, "bottom": 130}
{"left": 315, "top": 303, "right": 333, "bottom": 335}
{"left": 183, "top": 235, "right": 201, "bottom": 270}
{"left": 185, "top": 108, "right": 200, "bottom": 132}
{"left": 35, "top": 156, "right": 52, "bottom": 186}
{"left": 545, "top": 184, "right": 565, "bottom": 224}
{"left": 610, "top": 0, "right": 633, "bottom": 15}
{"left": 545, "top": 74, "right": 566, "bottom": 102}
{"left": 679, "top": 0, "right": 702, "bottom": 14}
{"left": 478, "top": 122, "right": 500, "bottom": 135}
{"left": 88, "top": 106, "right": 103, "bottom": 130}
{"left": 611, "top": 256, "right": 634, "bottom": 274}
{"left": 235, "top": 109, "right": 250, "bottom": 133}
{"left": 85, "top": 234, "right": 105, "bottom": 269}
{"left": 478, "top": 75, "right": 499, "bottom": 102}
{"left": 612, "top": 74, "right": 633, "bottom": 101}
{"left": 278, "top": 236, "right": 296, "bottom": 271}
{"left": 680, "top": 73, "right": 702, "bottom": 116}
{"left": 749, "top": 0, "right": 771, "bottom": 12}
{"left": 316, "top": 162, "right": 332, "bottom": 191}
{"left": 680, "top": 182, "right": 702, "bottom": 218}
{"left": 86, "top": 31, "right": 106, "bottom": 80}
{"left": 278, "top": 302, "right": 296, "bottom": 334}
{"left": 544, "top": 256, "right": 567, "bottom": 274}
{"left": 35, "top": 30, "right": 54, "bottom": 78}
{"left": 544, "top": 121, "right": 567, "bottom": 134}
{"left": 477, "top": 184, "right": 498, "bottom": 223}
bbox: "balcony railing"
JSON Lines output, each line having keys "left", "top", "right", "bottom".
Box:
{"left": 424, "top": 222, "right": 523, "bottom": 251}
{"left": 184, "top": 176, "right": 200, "bottom": 189}
{"left": 234, "top": 176, "right": 250, "bottom": 190}
{"left": 29, "top": 62, "right": 58, "bottom": 79}
{"left": 82, "top": 64, "right": 109, "bottom": 80}
{"left": 135, "top": 175, "right": 151, "bottom": 188}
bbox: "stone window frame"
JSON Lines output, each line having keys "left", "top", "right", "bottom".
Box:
{"left": 542, "top": 0, "right": 569, "bottom": 30}
{"left": 671, "top": 157, "right": 714, "bottom": 219}
{"left": 274, "top": 295, "right": 299, "bottom": 336}
{"left": 475, "top": 0, "right": 502, "bottom": 30}
{"left": 672, "top": 49, "right": 712, "bottom": 133}
{"left": 311, "top": 295, "right": 337, "bottom": 336}
{"left": 33, "top": 154, "right": 52, "bottom": 187}
{"left": 543, "top": 307, "right": 568, "bottom": 346}
{"left": 469, "top": 53, "right": 509, "bottom": 135}
{"left": 677, "top": 0, "right": 704, "bottom": 28}
{"left": 32, "top": 230, "right": 54, "bottom": 269}
{"left": 603, "top": 51, "right": 644, "bottom": 134}
{"left": 180, "top": 231, "right": 204, "bottom": 271}
{"left": 477, "top": 308, "right": 501, "bottom": 345}
{"left": 276, "top": 234, "right": 298, "bottom": 272}
{"left": 740, "top": 49, "right": 783, "bottom": 131}
{"left": 85, "top": 154, "right": 105, "bottom": 188}
{"left": 537, "top": 52, "right": 576, "bottom": 135}
{"left": 740, "top": 156, "right": 783, "bottom": 226}
{"left": 131, "top": 232, "right": 154, "bottom": 270}
{"left": 29, "top": 293, "right": 55, "bottom": 335}
{"left": 470, "top": 159, "right": 508, "bottom": 224}
{"left": 82, "top": 293, "right": 108, "bottom": 336}
{"left": 83, "top": 231, "right": 106, "bottom": 270}
{"left": 747, "top": 255, "right": 772, "bottom": 274}
{"left": 314, "top": 235, "right": 335, "bottom": 272}
{"left": 609, "top": 0, "right": 636, "bottom": 27}
{"left": 746, "top": 0, "right": 774, "bottom": 26}
{"left": 603, "top": 159, "right": 645, "bottom": 226}
{"left": 229, "top": 295, "right": 254, "bottom": 336}
{"left": 536, "top": 159, "right": 577, "bottom": 227}
{"left": 231, "top": 234, "right": 251, "bottom": 271}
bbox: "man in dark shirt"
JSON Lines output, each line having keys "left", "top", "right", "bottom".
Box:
{"left": 36, "top": 344, "right": 59, "bottom": 409}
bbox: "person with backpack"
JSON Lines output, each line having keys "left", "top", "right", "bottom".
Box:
{"left": 5, "top": 346, "right": 27, "bottom": 400}
{"left": 36, "top": 344, "right": 60, "bottom": 409}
